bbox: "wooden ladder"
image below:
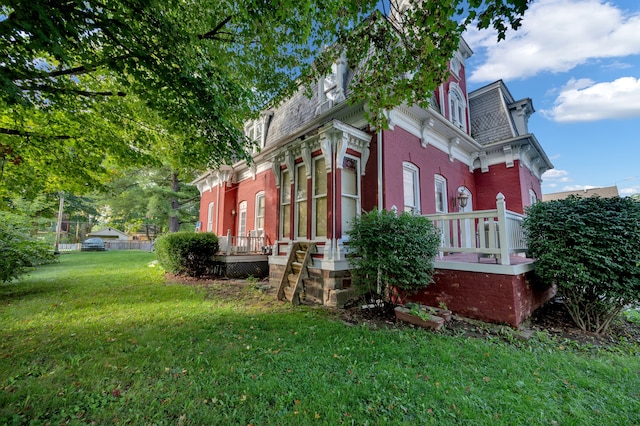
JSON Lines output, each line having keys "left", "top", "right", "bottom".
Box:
{"left": 276, "top": 242, "right": 316, "bottom": 305}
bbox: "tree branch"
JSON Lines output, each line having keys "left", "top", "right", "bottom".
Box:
{"left": 198, "top": 16, "right": 234, "bottom": 40}
{"left": 18, "top": 85, "right": 127, "bottom": 97}
{"left": 0, "top": 128, "right": 72, "bottom": 139}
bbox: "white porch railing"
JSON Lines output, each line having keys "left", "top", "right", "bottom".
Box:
{"left": 424, "top": 193, "right": 527, "bottom": 265}
{"left": 218, "top": 230, "right": 267, "bottom": 255}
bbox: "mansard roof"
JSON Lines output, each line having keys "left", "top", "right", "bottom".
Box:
{"left": 468, "top": 80, "right": 535, "bottom": 146}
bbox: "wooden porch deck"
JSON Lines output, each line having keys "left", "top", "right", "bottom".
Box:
{"left": 437, "top": 252, "right": 534, "bottom": 266}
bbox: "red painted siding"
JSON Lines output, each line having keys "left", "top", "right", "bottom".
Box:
{"left": 381, "top": 127, "right": 476, "bottom": 214}
{"left": 473, "top": 161, "right": 526, "bottom": 213}
{"left": 405, "top": 268, "right": 556, "bottom": 327}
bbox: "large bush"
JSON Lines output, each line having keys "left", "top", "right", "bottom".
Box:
{"left": 346, "top": 209, "right": 441, "bottom": 305}
{"left": 154, "top": 232, "right": 219, "bottom": 277}
{"left": 524, "top": 196, "right": 640, "bottom": 334}
{"left": 0, "top": 212, "right": 58, "bottom": 283}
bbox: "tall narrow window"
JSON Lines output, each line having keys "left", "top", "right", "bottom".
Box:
{"left": 435, "top": 175, "right": 448, "bottom": 213}
{"left": 295, "top": 164, "right": 308, "bottom": 238}
{"left": 280, "top": 170, "right": 291, "bottom": 239}
{"left": 255, "top": 192, "right": 265, "bottom": 231}
{"left": 448, "top": 87, "right": 466, "bottom": 131}
{"left": 313, "top": 157, "right": 327, "bottom": 238}
{"left": 207, "top": 202, "right": 214, "bottom": 232}
{"left": 529, "top": 189, "right": 538, "bottom": 206}
{"left": 237, "top": 201, "right": 247, "bottom": 237}
{"left": 403, "top": 162, "right": 420, "bottom": 214}
{"left": 341, "top": 157, "right": 360, "bottom": 234}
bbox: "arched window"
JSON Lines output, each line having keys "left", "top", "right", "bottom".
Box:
{"left": 448, "top": 85, "right": 467, "bottom": 132}
{"left": 207, "top": 202, "right": 214, "bottom": 232}
{"left": 403, "top": 162, "right": 420, "bottom": 214}
{"left": 237, "top": 201, "right": 247, "bottom": 237}
{"left": 255, "top": 192, "right": 265, "bottom": 231}
{"left": 529, "top": 189, "right": 538, "bottom": 206}
{"left": 434, "top": 175, "right": 448, "bottom": 213}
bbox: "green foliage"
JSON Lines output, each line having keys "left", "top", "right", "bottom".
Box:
{"left": 154, "top": 231, "right": 219, "bottom": 277}
{"left": 1, "top": 251, "right": 639, "bottom": 424}
{"left": 346, "top": 209, "right": 441, "bottom": 302}
{"left": 623, "top": 308, "right": 640, "bottom": 326}
{"left": 524, "top": 196, "right": 640, "bottom": 334}
{"left": 0, "top": 212, "right": 57, "bottom": 282}
{"left": 1, "top": 0, "right": 531, "bottom": 198}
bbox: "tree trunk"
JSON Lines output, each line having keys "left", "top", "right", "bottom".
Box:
{"left": 169, "top": 171, "right": 180, "bottom": 232}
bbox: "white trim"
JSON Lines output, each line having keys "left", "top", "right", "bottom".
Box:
{"left": 255, "top": 191, "right": 265, "bottom": 231}
{"left": 237, "top": 201, "right": 247, "bottom": 237}
{"left": 402, "top": 162, "right": 420, "bottom": 214}
{"left": 207, "top": 202, "right": 214, "bottom": 232}
{"left": 435, "top": 174, "right": 448, "bottom": 214}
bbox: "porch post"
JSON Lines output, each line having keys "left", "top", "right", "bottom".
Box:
{"left": 496, "top": 193, "right": 510, "bottom": 265}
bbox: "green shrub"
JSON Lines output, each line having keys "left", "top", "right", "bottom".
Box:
{"left": 524, "top": 196, "right": 640, "bottom": 334}
{"left": 346, "top": 209, "right": 441, "bottom": 305}
{"left": 0, "top": 212, "right": 58, "bottom": 283}
{"left": 154, "top": 232, "right": 219, "bottom": 277}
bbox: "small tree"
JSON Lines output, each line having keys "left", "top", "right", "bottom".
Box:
{"left": 0, "top": 212, "right": 58, "bottom": 283}
{"left": 154, "top": 232, "right": 219, "bottom": 277}
{"left": 346, "top": 209, "right": 441, "bottom": 309}
{"left": 524, "top": 196, "right": 640, "bottom": 334}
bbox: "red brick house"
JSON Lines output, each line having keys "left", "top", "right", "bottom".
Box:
{"left": 193, "top": 37, "right": 555, "bottom": 327}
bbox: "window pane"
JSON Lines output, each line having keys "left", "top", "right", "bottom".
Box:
{"left": 315, "top": 197, "right": 327, "bottom": 237}
{"left": 282, "top": 205, "right": 290, "bottom": 239}
{"left": 297, "top": 201, "right": 307, "bottom": 238}
{"left": 342, "top": 197, "right": 357, "bottom": 233}
{"left": 403, "top": 169, "right": 416, "bottom": 211}
{"left": 296, "top": 165, "right": 307, "bottom": 201}
{"left": 314, "top": 158, "right": 326, "bottom": 195}
{"left": 342, "top": 166, "right": 357, "bottom": 196}
{"left": 435, "top": 179, "right": 446, "bottom": 213}
{"left": 281, "top": 171, "right": 290, "bottom": 203}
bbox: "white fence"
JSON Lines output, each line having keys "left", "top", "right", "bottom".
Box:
{"left": 424, "top": 193, "right": 527, "bottom": 265}
{"left": 57, "top": 241, "right": 153, "bottom": 252}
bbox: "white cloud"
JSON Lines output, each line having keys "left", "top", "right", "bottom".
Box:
{"left": 562, "top": 184, "right": 597, "bottom": 191}
{"left": 465, "top": 0, "right": 640, "bottom": 83}
{"left": 542, "top": 77, "right": 640, "bottom": 122}
{"left": 541, "top": 169, "right": 569, "bottom": 179}
{"left": 620, "top": 186, "right": 640, "bottom": 195}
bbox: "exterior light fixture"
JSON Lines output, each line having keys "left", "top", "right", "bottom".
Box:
{"left": 457, "top": 190, "right": 469, "bottom": 209}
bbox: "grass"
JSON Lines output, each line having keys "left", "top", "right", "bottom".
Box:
{"left": 1, "top": 252, "right": 639, "bottom": 425}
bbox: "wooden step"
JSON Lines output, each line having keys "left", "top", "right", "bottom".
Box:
{"left": 295, "top": 250, "right": 307, "bottom": 263}
{"left": 291, "top": 262, "right": 302, "bottom": 274}
{"left": 288, "top": 273, "right": 298, "bottom": 286}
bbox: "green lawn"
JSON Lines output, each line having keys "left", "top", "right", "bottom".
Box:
{"left": 1, "top": 252, "right": 639, "bottom": 425}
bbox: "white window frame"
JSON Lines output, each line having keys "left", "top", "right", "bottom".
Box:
{"left": 435, "top": 174, "right": 448, "bottom": 214}
{"left": 295, "top": 163, "right": 308, "bottom": 239}
{"left": 312, "top": 156, "right": 327, "bottom": 238}
{"left": 237, "top": 201, "right": 247, "bottom": 237}
{"left": 207, "top": 202, "right": 214, "bottom": 232}
{"left": 402, "top": 162, "right": 420, "bottom": 214}
{"left": 255, "top": 191, "right": 265, "bottom": 232}
{"left": 448, "top": 85, "right": 467, "bottom": 132}
{"left": 341, "top": 155, "right": 361, "bottom": 234}
{"left": 280, "top": 170, "right": 291, "bottom": 240}
{"left": 529, "top": 189, "right": 538, "bottom": 206}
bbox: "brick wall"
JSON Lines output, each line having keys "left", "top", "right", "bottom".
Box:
{"left": 404, "top": 268, "right": 555, "bottom": 327}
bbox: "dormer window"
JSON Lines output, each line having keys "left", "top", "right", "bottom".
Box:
{"left": 245, "top": 119, "right": 264, "bottom": 150}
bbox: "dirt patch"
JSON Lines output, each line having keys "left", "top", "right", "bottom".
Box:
{"left": 167, "top": 274, "right": 639, "bottom": 348}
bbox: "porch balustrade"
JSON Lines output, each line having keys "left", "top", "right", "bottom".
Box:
{"left": 424, "top": 193, "right": 527, "bottom": 265}
{"left": 218, "top": 230, "right": 267, "bottom": 255}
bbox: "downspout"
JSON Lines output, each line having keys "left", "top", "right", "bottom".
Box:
{"left": 216, "top": 177, "right": 221, "bottom": 235}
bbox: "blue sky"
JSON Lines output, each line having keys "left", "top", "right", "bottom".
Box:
{"left": 463, "top": 0, "right": 640, "bottom": 196}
